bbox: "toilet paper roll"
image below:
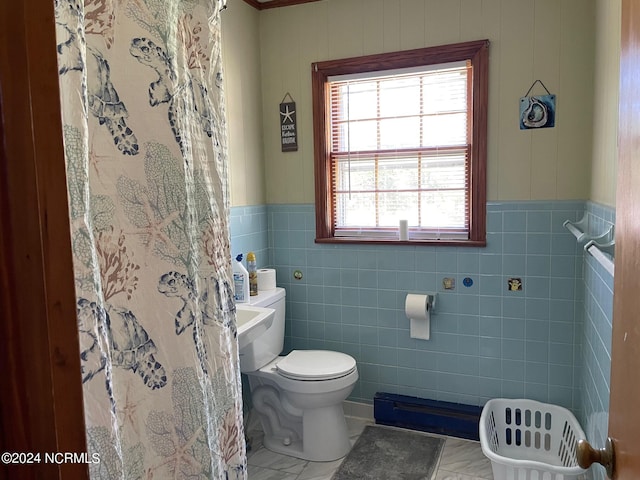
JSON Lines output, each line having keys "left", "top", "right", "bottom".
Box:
{"left": 405, "top": 293, "right": 430, "bottom": 340}
{"left": 405, "top": 293, "right": 430, "bottom": 319}
{"left": 257, "top": 268, "right": 277, "bottom": 291}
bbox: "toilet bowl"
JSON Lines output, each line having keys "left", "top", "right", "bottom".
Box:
{"left": 239, "top": 287, "right": 359, "bottom": 461}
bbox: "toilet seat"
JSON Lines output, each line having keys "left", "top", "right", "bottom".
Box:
{"left": 276, "top": 350, "right": 356, "bottom": 381}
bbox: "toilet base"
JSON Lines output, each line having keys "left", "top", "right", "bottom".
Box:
{"left": 259, "top": 403, "right": 352, "bottom": 462}
{"left": 247, "top": 359, "right": 358, "bottom": 462}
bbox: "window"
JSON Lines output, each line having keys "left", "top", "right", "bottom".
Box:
{"left": 312, "top": 40, "right": 488, "bottom": 245}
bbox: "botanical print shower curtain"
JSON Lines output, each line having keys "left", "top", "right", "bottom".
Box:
{"left": 54, "top": 0, "right": 245, "bottom": 478}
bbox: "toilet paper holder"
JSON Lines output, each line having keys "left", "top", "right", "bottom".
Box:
{"left": 405, "top": 292, "right": 437, "bottom": 341}
{"left": 426, "top": 293, "right": 436, "bottom": 311}
{"left": 404, "top": 292, "right": 437, "bottom": 313}
{"left": 408, "top": 292, "right": 436, "bottom": 309}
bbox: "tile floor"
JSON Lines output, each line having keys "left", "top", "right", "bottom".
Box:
{"left": 245, "top": 414, "right": 494, "bottom": 480}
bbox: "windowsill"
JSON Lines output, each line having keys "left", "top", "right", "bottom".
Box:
{"left": 314, "top": 237, "right": 486, "bottom": 247}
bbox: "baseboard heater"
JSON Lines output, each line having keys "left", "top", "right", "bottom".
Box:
{"left": 374, "top": 392, "right": 482, "bottom": 441}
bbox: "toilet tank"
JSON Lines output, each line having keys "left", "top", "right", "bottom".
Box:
{"left": 238, "top": 287, "right": 286, "bottom": 372}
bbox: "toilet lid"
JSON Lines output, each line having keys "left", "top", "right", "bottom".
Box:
{"left": 276, "top": 350, "right": 356, "bottom": 380}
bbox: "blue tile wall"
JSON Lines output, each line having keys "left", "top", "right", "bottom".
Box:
{"left": 229, "top": 205, "right": 270, "bottom": 267}
{"left": 229, "top": 205, "right": 271, "bottom": 416}
{"left": 263, "top": 201, "right": 586, "bottom": 412}
{"left": 229, "top": 201, "right": 615, "bottom": 443}
{"left": 580, "top": 202, "right": 615, "bottom": 480}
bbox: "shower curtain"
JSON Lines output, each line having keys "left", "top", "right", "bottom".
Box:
{"left": 54, "top": 0, "right": 245, "bottom": 478}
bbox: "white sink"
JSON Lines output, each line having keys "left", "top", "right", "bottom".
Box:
{"left": 236, "top": 304, "right": 274, "bottom": 350}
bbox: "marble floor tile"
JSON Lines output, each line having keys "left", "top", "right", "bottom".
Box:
{"left": 247, "top": 446, "right": 308, "bottom": 474}
{"left": 248, "top": 464, "right": 300, "bottom": 480}
{"left": 438, "top": 438, "right": 493, "bottom": 479}
{"left": 435, "top": 469, "right": 493, "bottom": 480}
{"left": 246, "top": 414, "right": 502, "bottom": 480}
{"left": 246, "top": 430, "right": 265, "bottom": 460}
{"left": 297, "top": 458, "right": 344, "bottom": 480}
{"left": 346, "top": 416, "right": 374, "bottom": 444}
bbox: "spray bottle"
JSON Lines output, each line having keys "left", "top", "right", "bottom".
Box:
{"left": 233, "top": 254, "right": 249, "bottom": 303}
{"left": 247, "top": 251, "right": 258, "bottom": 296}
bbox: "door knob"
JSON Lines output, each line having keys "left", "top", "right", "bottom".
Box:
{"left": 576, "top": 437, "right": 615, "bottom": 478}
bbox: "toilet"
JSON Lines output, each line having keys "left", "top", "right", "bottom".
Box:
{"left": 240, "top": 287, "right": 358, "bottom": 462}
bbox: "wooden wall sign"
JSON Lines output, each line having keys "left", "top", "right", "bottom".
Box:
{"left": 280, "top": 93, "right": 298, "bottom": 152}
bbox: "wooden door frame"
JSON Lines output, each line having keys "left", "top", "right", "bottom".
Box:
{"left": 609, "top": 1, "right": 640, "bottom": 478}
{"left": 0, "top": 1, "right": 88, "bottom": 479}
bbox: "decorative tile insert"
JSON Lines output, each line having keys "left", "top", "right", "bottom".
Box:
{"left": 507, "top": 278, "right": 523, "bottom": 291}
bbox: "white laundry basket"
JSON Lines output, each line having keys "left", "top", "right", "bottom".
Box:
{"left": 479, "top": 399, "right": 587, "bottom": 480}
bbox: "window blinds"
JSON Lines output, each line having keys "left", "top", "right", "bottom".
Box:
{"left": 328, "top": 61, "right": 471, "bottom": 240}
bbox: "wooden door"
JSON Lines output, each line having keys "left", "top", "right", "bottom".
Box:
{"left": 0, "top": 0, "right": 88, "bottom": 479}
{"left": 609, "top": 0, "right": 640, "bottom": 478}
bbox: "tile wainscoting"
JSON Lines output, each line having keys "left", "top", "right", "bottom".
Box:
{"left": 230, "top": 201, "right": 615, "bottom": 433}
{"left": 580, "top": 202, "right": 615, "bottom": 480}
{"left": 230, "top": 204, "right": 270, "bottom": 267}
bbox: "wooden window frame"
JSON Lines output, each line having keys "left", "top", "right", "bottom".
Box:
{"left": 312, "top": 40, "right": 489, "bottom": 246}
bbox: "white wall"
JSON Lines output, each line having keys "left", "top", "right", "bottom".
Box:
{"left": 222, "top": 0, "right": 266, "bottom": 207}
{"left": 591, "top": 0, "right": 621, "bottom": 208}
{"left": 257, "top": 0, "right": 596, "bottom": 204}
{"left": 223, "top": 0, "right": 623, "bottom": 207}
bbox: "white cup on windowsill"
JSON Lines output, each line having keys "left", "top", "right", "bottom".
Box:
{"left": 399, "top": 219, "right": 409, "bottom": 241}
